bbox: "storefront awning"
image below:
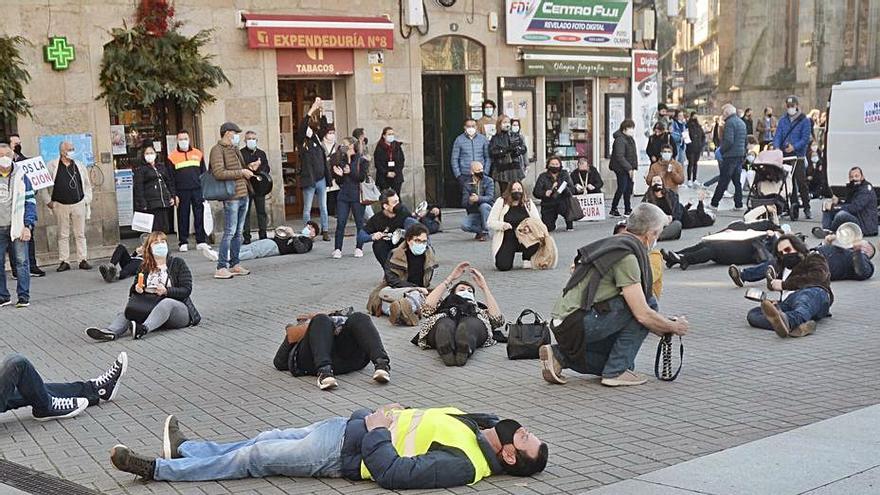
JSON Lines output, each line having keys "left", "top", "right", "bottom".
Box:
{"left": 243, "top": 14, "right": 394, "bottom": 50}
{"left": 522, "top": 50, "right": 630, "bottom": 78}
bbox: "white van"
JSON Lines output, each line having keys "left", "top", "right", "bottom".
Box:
{"left": 826, "top": 79, "right": 880, "bottom": 191}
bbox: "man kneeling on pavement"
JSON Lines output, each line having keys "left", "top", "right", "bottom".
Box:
{"left": 367, "top": 223, "right": 436, "bottom": 326}
{"left": 539, "top": 203, "right": 689, "bottom": 387}
{"left": 110, "top": 405, "right": 548, "bottom": 489}
{"left": 746, "top": 234, "right": 833, "bottom": 338}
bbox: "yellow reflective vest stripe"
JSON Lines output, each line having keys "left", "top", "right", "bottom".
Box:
{"left": 360, "top": 407, "right": 493, "bottom": 485}
{"left": 168, "top": 149, "right": 203, "bottom": 170}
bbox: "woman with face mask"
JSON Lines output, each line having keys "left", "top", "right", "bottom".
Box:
{"left": 487, "top": 181, "right": 543, "bottom": 271}
{"left": 806, "top": 142, "right": 829, "bottom": 199}
{"left": 489, "top": 115, "right": 527, "bottom": 194}
{"left": 373, "top": 127, "right": 405, "bottom": 194}
{"left": 299, "top": 99, "right": 333, "bottom": 242}
{"left": 532, "top": 156, "right": 575, "bottom": 232}
{"left": 331, "top": 137, "right": 369, "bottom": 259}
{"left": 132, "top": 145, "right": 177, "bottom": 234}
{"left": 571, "top": 157, "right": 603, "bottom": 196}
{"left": 610, "top": 120, "right": 638, "bottom": 217}
{"left": 413, "top": 263, "right": 504, "bottom": 366}
{"left": 645, "top": 144, "right": 684, "bottom": 192}
{"left": 86, "top": 232, "right": 200, "bottom": 342}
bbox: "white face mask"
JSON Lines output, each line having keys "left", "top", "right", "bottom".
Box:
{"left": 661, "top": 152, "right": 673, "bottom": 161}
{"left": 246, "top": 139, "right": 257, "bottom": 150}
{"left": 231, "top": 133, "right": 241, "bottom": 146}
{"left": 306, "top": 127, "right": 314, "bottom": 138}
{"left": 465, "top": 127, "right": 477, "bottom": 137}
{"left": 511, "top": 126, "right": 520, "bottom": 133}
{"left": 787, "top": 107, "right": 798, "bottom": 116}
{"left": 385, "top": 134, "right": 395, "bottom": 144}
{"left": 484, "top": 107, "right": 495, "bottom": 117}
{"left": 501, "top": 123, "right": 511, "bottom": 131}
{"left": 144, "top": 153, "right": 156, "bottom": 164}
{"left": 178, "top": 139, "right": 190, "bottom": 151}
{"left": 746, "top": 154, "right": 756, "bottom": 163}
{"left": 66, "top": 150, "right": 76, "bottom": 160}
{"left": 0, "top": 156, "right": 12, "bottom": 170}
{"left": 301, "top": 226, "right": 312, "bottom": 236}
{"left": 456, "top": 289, "right": 475, "bottom": 301}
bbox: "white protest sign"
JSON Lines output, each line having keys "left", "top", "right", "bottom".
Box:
{"left": 577, "top": 193, "right": 606, "bottom": 221}
{"left": 16, "top": 156, "right": 54, "bottom": 191}
{"left": 864, "top": 100, "right": 880, "bottom": 125}
{"left": 131, "top": 211, "right": 155, "bottom": 233}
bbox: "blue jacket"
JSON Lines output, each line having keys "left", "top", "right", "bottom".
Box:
{"left": 670, "top": 120, "right": 686, "bottom": 150}
{"left": 838, "top": 181, "right": 878, "bottom": 236}
{"left": 719, "top": 114, "right": 747, "bottom": 159}
{"left": 331, "top": 153, "right": 368, "bottom": 203}
{"left": 340, "top": 409, "right": 504, "bottom": 489}
{"left": 451, "top": 133, "right": 491, "bottom": 178}
{"left": 460, "top": 175, "right": 495, "bottom": 213}
{"left": 6, "top": 168, "right": 38, "bottom": 228}
{"left": 815, "top": 244, "right": 874, "bottom": 281}
{"left": 773, "top": 113, "right": 813, "bottom": 157}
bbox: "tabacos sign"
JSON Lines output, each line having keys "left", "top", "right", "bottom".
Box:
{"left": 506, "top": 0, "right": 632, "bottom": 48}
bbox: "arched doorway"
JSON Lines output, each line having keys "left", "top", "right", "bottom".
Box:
{"left": 421, "top": 36, "right": 485, "bottom": 207}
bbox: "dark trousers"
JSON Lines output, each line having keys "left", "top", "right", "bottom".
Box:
{"left": 243, "top": 194, "right": 268, "bottom": 243}
{"left": 789, "top": 157, "right": 811, "bottom": 212}
{"left": 148, "top": 207, "right": 172, "bottom": 234}
{"left": 7, "top": 235, "right": 38, "bottom": 271}
{"left": 1, "top": 354, "right": 100, "bottom": 413}
{"left": 710, "top": 156, "right": 743, "bottom": 208}
{"left": 110, "top": 244, "right": 142, "bottom": 280}
{"left": 540, "top": 200, "right": 572, "bottom": 232}
{"left": 611, "top": 170, "right": 633, "bottom": 212}
{"left": 293, "top": 313, "right": 389, "bottom": 375}
{"left": 177, "top": 188, "right": 207, "bottom": 246}
{"left": 495, "top": 230, "right": 539, "bottom": 271}
{"left": 678, "top": 241, "right": 760, "bottom": 266}
{"left": 334, "top": 200, "right": 365, "bottom": 251}
{"left": 427, "top": 316, "right": 487, "bottom": 366}
{"left": 686, "top": 149, "right": 701, "bottom": 181}
{"left": 372, "top": 239, "right": 394, "bottom": 268}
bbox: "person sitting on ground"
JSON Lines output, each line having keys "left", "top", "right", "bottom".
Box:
{"left": 642, "top": 176, "right": 684, "bottom": 241}
{"left": 415, "top": 201, "right": 442, "bottom": 234}
{"left": 110, "top": 405, "right": 548, "bottom": 488}
{"left": 487, "top": 181, "right": 543, "bottom": 271}
{"left": 571, "top": 157, "right": 603, "bottom": 196}
{"left": 729, "top": 226, "right": 875, "bottom": 286}
{"left": 366, "top": 223, "right": 436, "bottom": 327}
{"left": 273, "top": 309, "right": 391, "bottom": 391}
{"left": 539, "top": 203, "right": 688, "bottom": 387}
{"left": 412, "top": 263, "right": 503, "bottom": 366}
{"left": 533, "top": 156, "right": 575, "bottom": 232}
{"left": 86, "top": 232, "right": 200, "bottom": 341}
{"left": 0, "top": 352, "right": 127, "bottom": 422}
{"left": 540, "top": 203, "right": 689, "bottom": 387}
{"left": 358, "top": 189, "right": 419, "bottom": 267}
{"left": 645, "top": 144, "right": 685, "bottom": 192}
{"left": 814, "top": 167, "right": 877, "bottom": 238}
{"left": 203, "top": 223, "right": 318, "bottom": 262}
{"left": 100, "top": 243, "right": 144, "bottom": 283}
{"left": 746, "top": 234, "right": 832, "bottom": 338}
{"left": 460, "top": 161, "right": 495, "bottom": 242}
{"left": 661, "top": 220, "right": 783, "bottom": 270}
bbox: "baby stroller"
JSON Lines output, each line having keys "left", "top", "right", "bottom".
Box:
{"left": 746, "top": 151, "right": 798, "bottom": 220}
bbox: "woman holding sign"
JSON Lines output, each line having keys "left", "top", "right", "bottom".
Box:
{"left": 86, "top": 232, "right": 200, "bottom": 342}
{"left": 133, "top": 145, "right": 177, "bottom": 234}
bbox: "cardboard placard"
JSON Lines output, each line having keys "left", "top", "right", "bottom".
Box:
{"left": 576, "top": 193, "right": 606, "bottom": 221}
{"left": 16, "top": 156, "right": 54, "bottom": 191}
{"left": 131, "top": 211, "right": 155, "bottom": 233}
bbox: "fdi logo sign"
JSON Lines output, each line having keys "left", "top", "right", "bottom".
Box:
{"left": 505, "top": 0, "right": 632, "bottom": 48}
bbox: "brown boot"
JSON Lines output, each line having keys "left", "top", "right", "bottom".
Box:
{"left": 389, "top": 299, "right": 419, "bottom": 326}
{"left": 789, "top": 320, "right": 817, "bottom": 338}
{"left": 760, "top": 299, "right": 790, "bottom": 338}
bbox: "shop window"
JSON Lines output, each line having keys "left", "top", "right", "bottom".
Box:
{"left": 110, "top": 105, "right": 197, "bottom": 171}
{"left": 545, "top": 80, "right": 593, "bottom": 168}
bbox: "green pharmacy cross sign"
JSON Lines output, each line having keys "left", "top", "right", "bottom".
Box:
{"left": 44, "top": 36, "right": 76, "bottom": 71}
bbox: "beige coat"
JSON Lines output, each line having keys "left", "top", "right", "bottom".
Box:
{"left": 515, "top": 217, "right": 558, "bottom": 270}
{"left": 646, "top": 160, "right": 685, "bottom": 192}
{"left": 44, "top": 158, "right": 93, "bottom": 219}
{"left": 486, "top": 197, "right": 541, "bottom": 259}
{"left": 208, "top": 141, "right": 250, "bottom": 199}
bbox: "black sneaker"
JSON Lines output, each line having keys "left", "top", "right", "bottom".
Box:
{"left": 57, "top": 261, "right": 71, "bottom": 272}
{"left": 99, "top": 264, "right": 118, "bottom": 283}
{"left": 110, "top": 445, "right": 155, "bottom": 480}
{"left": 812, "top": 226, "right": 831, "bottom": 239}
{"left": 661, "top": 249, "right": 678, "bottom": 269}
{"left": 317, "top": 368, "right": 338, "bottom": 390}
{"left": 609, "top": 209, "right": 621, "bottom": 217}
{"left": 79, "top": 260, "right": 93, "bottom": 270}
{"left": 728, "top": 265, "right": 744, "bottom": 287}
{"left": 162, "top": 415, "right": 188, "bottom": 459}
{"left": 0, "top": 298, "right": 10, "bottom": 307}
{"left": 15, "top": 298, "right": 29, "bottom": 308}
{"left": 92, "top": 352, "right": 128, "bottom": 402}
{"left": 86, "top": 327, "right": 117, "bottom": 342}
{"left": 132, "top": 322, "right": 148, "bottom": 340}
{"left": 31, "top": 267, "right": 46, "bottom": 277}
{"left": 32, "top": 396, "right": 88, "bottom": 421}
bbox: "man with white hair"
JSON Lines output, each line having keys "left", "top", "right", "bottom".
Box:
{"left": 0, "top": 143, "right": 36, "bottom": 307}
{"left": 45, "top": 140, "right": 93, "bottom": 272}
{"left": 710, "top": 103, "right": 748, "bottom": 210}
{"left": 540, "top": 203, "right": 689, "bottom": 387}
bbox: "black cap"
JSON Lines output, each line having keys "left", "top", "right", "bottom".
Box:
{"left": 785, "top": 95, "right": 799, "bottom": 106}
{"left": 219, "top": 121, "right": 242, "bottom": 136}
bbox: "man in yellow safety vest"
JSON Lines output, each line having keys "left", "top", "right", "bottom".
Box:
{"left": 108, "top": 404, "right": 548, "bottom": 489}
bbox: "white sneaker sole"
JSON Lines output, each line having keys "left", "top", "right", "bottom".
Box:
{"left": 106, "top": 352, "right": 128, "bottom": 402}
{"left": 163, "top": 415, "right": 175, "bottom": 460}
{"left": 34, "top": 398, "right": 88, "bottom": 421}
{"left": 539, "top": 345, "right": 566, "bottom": 385}
{"left": 600, "top": 376, "right": 648, "bottom": 387}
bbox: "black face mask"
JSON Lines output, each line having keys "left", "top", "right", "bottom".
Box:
{"left": 391, "top": 204, "right": 401, "bottom": 215}
{"left": 511, "top": 191, "right": 523, "bottom": 201}
{"left": 548, "top": 167, "right": 561, "bottom": 174}
{"left": 651, "top": 184, "right": 664, "bottom": 192}
{"left": 473, "top": 172, "right": 483, "bottom": 180}
{"left": 495, "top": 419, "right": 522, "bottom": 446}
{"left": 781, "top": 252, "right": 802, "bottom": 269}
{"left": 848, "top": 180, "right": 862, "bottom": 188}
{"left": 13, "top": 144, "right": 22, "bottom": 154}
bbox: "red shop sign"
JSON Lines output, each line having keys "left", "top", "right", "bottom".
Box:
{"left": 244, "top": 14, "right": 394, "bottom": 50}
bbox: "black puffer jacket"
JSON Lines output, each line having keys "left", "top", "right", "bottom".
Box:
{"left": 133, "top": 161, "right": 176, "bottom": 212}
{"left": 297, "top": 116, "right": 331, "bottom": 189}
{"left": 610, "top": 130, "right": 638, "bottom": 173}
{"left": 128, "top": 256, "right": 200, "bottom": 326}
{"left": 533, "top": 169, "right": 574, "bottom": 206}
{"left": 373, "top": 141, "right": 405, "bottom": 191}
{"left": 489, "top": 131, "right": 527, "bottom": 175}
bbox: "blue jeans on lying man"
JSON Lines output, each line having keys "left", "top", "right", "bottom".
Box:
{"left": 0, "top": 354, "right": 99, "bottom": 413}
{"left": 747, "top": 287, "right": 831, "bottom": 330}
{"left": 153, "top": 417, "right": 347, "bottom": 481}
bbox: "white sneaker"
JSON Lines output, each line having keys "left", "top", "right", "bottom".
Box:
{"left": 522, "top": 260, "right": 532, "bottom": 269}
{"left": 686, "top": 180, "right": 693, "bottom": 188}
{"left": 601, "top": 370, "right": 648, "bottom": 387}
{"left": 178, "top": 244, "right": 189, "bottom": 252}
{"left": 201, "top": 248, "right": 219, "bottom": 262}
{"left": 723, "top": 191, "right": 734, "bottom": 199}
{"left": 332, "top": 250, "right": 342, "bottom": 259}
{"left": 196, "top": 243, "right": 211, "bottom": 251}
{"left": 354, "top": 248, "right": 364, "bottom": 258}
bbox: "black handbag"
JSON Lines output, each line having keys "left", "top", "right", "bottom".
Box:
{"left": 124, "top": 293, "right": 161, "bottom": 324}
{"left": 506, "top": 309, "right": 551, "bottom": 360}
{"left": 250, "top": 171, "right": 273, "bottom": 197}
{"left": 565, "top": 194, "right": 585, "bottom": 222}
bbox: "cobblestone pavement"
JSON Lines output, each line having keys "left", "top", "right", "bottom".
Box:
{"left": 2, "top": 192, "right": 878, "bottom": 495}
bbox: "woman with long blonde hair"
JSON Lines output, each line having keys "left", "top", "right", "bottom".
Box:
{"left": 86, "top": 232, "right": 200, "bottom": 341}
